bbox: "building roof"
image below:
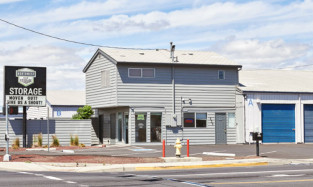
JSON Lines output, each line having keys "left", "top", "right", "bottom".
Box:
{"left": 239, "top": 70, "right": 313, "bottom": 93}
{"left": 47, "top": 90, "right": 85, "bottom": 106}
{"left": 83, "top": 48, "right": 241, "bottom": 72}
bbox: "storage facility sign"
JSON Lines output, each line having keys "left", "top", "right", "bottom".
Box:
{"left": 4, "top": 66, "right": 46, "bottom": 107}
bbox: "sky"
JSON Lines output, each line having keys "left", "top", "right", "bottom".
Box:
{"left": 0, "top": 0, "right": 313, "bottom": 98}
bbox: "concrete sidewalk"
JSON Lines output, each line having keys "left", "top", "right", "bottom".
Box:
{"left": 0, "top": 157, "right": 312, "bottom": 173}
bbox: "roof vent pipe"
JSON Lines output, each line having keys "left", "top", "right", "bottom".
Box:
{"left": 170, "top": 42, "right": 175, "bottom": 63}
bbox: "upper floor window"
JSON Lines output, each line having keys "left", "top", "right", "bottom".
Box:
{"left": 128, "top": 68, "right": 155, "bottom": 78}
{"left": 218, "top": 70, "right": 225, "bottom": 80}
{"left": 101, "top": 70, "right": 110, "bottom": 87}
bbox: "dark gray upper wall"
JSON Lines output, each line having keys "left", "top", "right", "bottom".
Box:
{"left": 117, "top": 64, "right": 239, "bottom": 85}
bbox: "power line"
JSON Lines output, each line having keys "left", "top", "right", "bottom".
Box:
{"left": 1, "top": 18, "right": 313, "bottom": 69}
{"left": 0, "top": 18, "right": 158, "bottom": 50}
{"left": 280, "top": 64, "right": 313, "bottom": 69}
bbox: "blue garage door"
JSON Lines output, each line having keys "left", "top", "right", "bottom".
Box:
{"left": 262, "top": 104, "right": 295, "bottom": 143}
{"left": 304, "top": 105, "right": 313, "bottom": 142}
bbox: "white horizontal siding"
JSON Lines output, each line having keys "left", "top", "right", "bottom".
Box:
{"left": 85, "top": 55, "right": 117, "bottom": 108}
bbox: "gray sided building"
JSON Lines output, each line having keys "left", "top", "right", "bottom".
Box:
{"left": 83, "top": 48, "right": 242, "bottom": 145}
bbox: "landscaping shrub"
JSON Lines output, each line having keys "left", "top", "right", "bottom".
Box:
{"left": 51, "top": 135, "right": 60, "bottom": 147}
{"left": 79, "top": 143, "right": 85, "bottom": 148}
{"left": 74, "top": 135, "right": 79, "bottom": 146}
{"left": 12, "top": 138, "right": 20, "bottom": 149}
{"left": 70, "top": 135, "right": 74, "bottom": 146}
{"left": 38, "top": 133, "right": 43, "bottom": 147}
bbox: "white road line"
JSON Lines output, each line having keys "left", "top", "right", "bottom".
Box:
{"left": 247, "top": 151, "right": 277, "bottom": 157}
{"left": 18, "top": 172, "right": 34, "bottom": 175}
{"left": 44, "top": 176, "right": 63, "bottom": 181}
{"left": 66, "top": 181, "right": 77, "bottom": 184}
{"left": 189, "top": 153, "right": 203, "bottom": 156}
{"left": 269, "top": 174, "right": 305, "bottom": 177}
{"left": 156, "top": 169, "right": 313, "bottom": 177}
{"left": 18, "top": 172, "right": 79, "bottom": 185}
{"left": 166, "top": 178, "right": 208, "bottom": 187}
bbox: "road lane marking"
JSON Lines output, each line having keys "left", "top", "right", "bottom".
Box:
{"left": 166, "top": 178, "right": 209, "bottom": 187}
{"left": 44, "top": 176, "right": 63, "bottom": 181}
{"left": 209, "top": 178, "right": 313, "bottom": 185}
{"left": 247, "top": 151, "right": 277, "bottom": 157}
{"left": 156, "top": 168, "right": 313, "bottom": 177}
{"left": 269, "top": 174, "right": 305, "bottom": 177}
{"left": 66, "top": 181, "right": 77, "bottom": 184}
{"left": 18, "top": 172, "right": 34, "bottom": 175}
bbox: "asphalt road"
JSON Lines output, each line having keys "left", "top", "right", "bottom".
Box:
{"left": 1, "top": 164, "right": 313, "bottom": 186}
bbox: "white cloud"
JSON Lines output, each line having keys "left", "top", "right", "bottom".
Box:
{"left": 0, "top": 0, "right": 23, "bottom": 4}
{"left": 26, "top": 0, "right": 312, "bottom": 44}
{"left": 0, "top": 46, "right": 86, "bottom": 91}
{"left": 212, "top": 39, "right": 311, "bottom": 69}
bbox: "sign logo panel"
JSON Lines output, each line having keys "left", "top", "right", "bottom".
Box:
{"left": 16, "top": 68, "right": 36, "bottom": 87}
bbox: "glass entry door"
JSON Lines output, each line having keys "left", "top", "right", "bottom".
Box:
{"left": 123, "top": 113, "right": 129, "bottom": 144}
{"left": 118, "top": 113, "right": 123, "bottom": 142}
{"left": 151, "top": 113, "right": 162, "bottom": 142}
{"left": 135, "top": 113, "right": 147, "bottom": 142}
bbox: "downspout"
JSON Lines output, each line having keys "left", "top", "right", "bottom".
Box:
{"left": 170, "top": 42, "right": 176, "bottom": 125}
{"left": 243, "top": 94, "right": 247, "bottom": 144}
{"left": 299, "top": 94, "right": 302, "bottom": 143}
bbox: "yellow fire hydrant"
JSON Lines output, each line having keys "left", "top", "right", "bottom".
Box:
{"left": 174, "top": 138, "right": 182, "bottom": 157}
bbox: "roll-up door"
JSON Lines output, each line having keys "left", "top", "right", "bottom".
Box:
{"left": 304, "top": 105, "right": 313, "bottom": 142}
{"left": 262, "top": 104, "right": 295, "bottom": 143}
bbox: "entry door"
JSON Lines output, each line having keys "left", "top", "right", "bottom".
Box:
{"left": 123, "top": 113, "right": 129, "bottom": 144}
{"left": 215, "top": 113, "right": 227, "bottom": 144}
{"left": 110, "top": 113, "right": 116, "bottom": 141}
{"left": 99, "top": 115, "right": 103, "bottom": 144}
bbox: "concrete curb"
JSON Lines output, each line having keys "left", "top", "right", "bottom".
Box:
{"left": 0, "top": 158, "right": 312, "bottom": 173}
{"left": 134, "top": 162, "right": 268, "bottom": 171}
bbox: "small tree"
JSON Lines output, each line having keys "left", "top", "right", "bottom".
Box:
{"left": 72, "top": 105, "right": 94, "bottom": 119}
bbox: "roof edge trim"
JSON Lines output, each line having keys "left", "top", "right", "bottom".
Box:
{"left": 83, "top": 48, "right": 118, "bottom": 73}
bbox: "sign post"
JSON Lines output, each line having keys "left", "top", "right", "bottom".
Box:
{"left": 4, "top": 66, "right": 46, "bottom": 151}
{"left": 3, "top": 101, "right": 11, "bottom": 161}
{"left": 47, "top": 107, "right": 50, "bottom": 152}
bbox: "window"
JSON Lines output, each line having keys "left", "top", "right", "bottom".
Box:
{"left": 228, "top": 113, "right": 236, "bottom": 128}
{"left": 196, "top": 113, "right": 207, "bottom": 127}
{"left": 128, "top": 68, "right": 155, "bottom": 78}
{"left": 129, "top": 68, "right": 141, "bottom": 77}
{"left": 218, "top": 70, "right": 225, "bottom": 80}
{"left": 142, "top": 68, "right": 155, "bottom": 78}
{"left": 101, "top": 70, "right": 110, "bottom": 87}
{"left": 184, "top": 113, "right": 195, "bottom": 127}
{"left": 184, "top": 112, "right": 207, "bottom": 128}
